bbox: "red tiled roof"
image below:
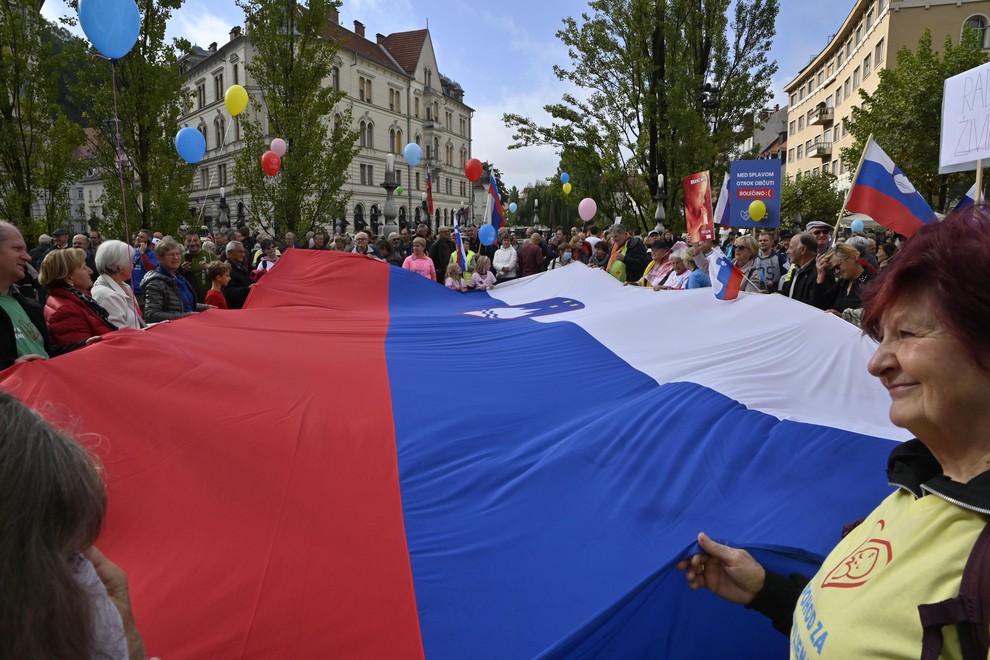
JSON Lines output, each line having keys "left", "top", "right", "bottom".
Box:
{"left": 382, "top": 30, "right": 428, "bottom": 76}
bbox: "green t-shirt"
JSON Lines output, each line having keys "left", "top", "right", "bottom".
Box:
{"left": 0, "top": 293, "right": 49, "bottom": 359}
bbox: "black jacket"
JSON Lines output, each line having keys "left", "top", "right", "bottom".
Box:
{"left": 222, "top": 259, "right": 253, "bottom": 310}
{"left": 620, "top": 236, "right": 650, "bottom": 283}
{"left": 778, "top": 259, "right": 829, "bottom": 308}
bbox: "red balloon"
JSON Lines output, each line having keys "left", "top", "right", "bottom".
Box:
{"left": 464, "top": 158, "right": 483, "bottom": 183}
{"left": 261, "top": 150, "right": 281, "bottom": 176}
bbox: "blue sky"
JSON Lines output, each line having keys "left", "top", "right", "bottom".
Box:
{"left": 42, "top": 0, "right": 853, "bottom": 190}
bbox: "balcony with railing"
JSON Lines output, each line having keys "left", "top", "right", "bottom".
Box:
{"left": 807, "top": 141, "right": 832, "bottom": 159}
{"left": 810, "top": 105, "right": 833, "bottom": 127}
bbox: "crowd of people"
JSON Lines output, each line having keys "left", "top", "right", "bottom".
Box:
{"left": 2, "top": 201, "right": 989, "bottom": 658}
{"left": 1, "top": 215, "right": 903, "bottom": 370}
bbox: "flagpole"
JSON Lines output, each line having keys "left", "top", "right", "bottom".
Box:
{"left": 831, "top": 132, "right": 873, "bottom": 245}
{"left": 976, "top": 159, "right": 984, "bottom": 206}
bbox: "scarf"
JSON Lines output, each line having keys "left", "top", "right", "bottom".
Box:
{"left": 64, "top": 287, "right": 118, "bottom": 330}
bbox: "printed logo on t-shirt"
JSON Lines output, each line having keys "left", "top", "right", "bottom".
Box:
{"left": 821, "top": 520, "right": 892, "bottom": 589}
{"left": 16, "top": 318, "right": 41, "bottom": 342}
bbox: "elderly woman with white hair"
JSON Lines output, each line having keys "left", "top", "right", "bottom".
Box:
{"left": 90, "top": 240, "right": 147, "bottom": 330}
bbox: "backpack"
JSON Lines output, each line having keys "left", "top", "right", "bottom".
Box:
{"left": 918, "top": 521, "right": 990, "bottom": 660}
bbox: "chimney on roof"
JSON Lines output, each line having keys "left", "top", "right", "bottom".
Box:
{"left": 354, "top": 20, "right": 365, "bottom": 38}
{"left": 376, "top": 33, "right": 386, "bottom": 44}
{"left": 229, "top": 26, "right": 242, "bottom": 42}
{"left": 208, "top": 42, "right": 217, "bottom": 53}
{"left": 329, "top": 8, "right": 339, "bottom": 24}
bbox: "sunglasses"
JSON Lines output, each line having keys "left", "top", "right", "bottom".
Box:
{"left": 812, "top": 230, "right": 829, "bottom": 236}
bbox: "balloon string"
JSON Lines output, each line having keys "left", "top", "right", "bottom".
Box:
{"left": 110, "top": 60, "right": 130, "bottom": 242}
{"left": 195, "top": 118, "right": 234, "bottom": 225}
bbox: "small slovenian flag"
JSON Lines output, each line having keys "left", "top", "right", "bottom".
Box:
{"left": 488, "top": 171, "right": 504, "bottom": 230}
{"left": 713, "top": 176, "right": 731, "bottom": 227}
{"left": 846, "top": 137, "right": 936, "bottom": 237}
{"left": 709, "top": 250, "right": 744, "bottom": 301}
{"left": 453, "top": 217, "right": 467, "bottom": 271}
{"left": 426, "top": 168, "right": 435, "bottom": 216}
{"left": 955, "top": 182, "right": 980, "bottom": 210}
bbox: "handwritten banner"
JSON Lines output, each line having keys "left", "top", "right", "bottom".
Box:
{"left": 940, "top": 61, "right": 990, "bottom": 174}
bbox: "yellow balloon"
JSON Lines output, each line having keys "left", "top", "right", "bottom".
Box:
{"left": 748, "top": 199, "right": 767, "bottom": 222}
{"left": 224, "top": 85, "right": 249, "bottom": 117}
{"left": 562, "top": 182, "right": 572, "bottom": 195}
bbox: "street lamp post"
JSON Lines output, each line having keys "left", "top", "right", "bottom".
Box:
{"left": 794, "top": 188, "right": 803, "bottom": 229}
{"left": 381, "top": 153, "right": 399, "bottom": 237}
{"left": 653, "top": 174, "right": 666, "bottom": 231}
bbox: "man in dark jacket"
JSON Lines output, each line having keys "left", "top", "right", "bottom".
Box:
{"left": 607, "top": 223, "right": 650, "bottom": 283}
{"left": 222, "top": 241, "right": 253, "bottom": 309}
{"left": 428, "top": 226, "right": 455, "bottom": 283}
{"left": 779, "top": 232, "right": 829, "bottom": 307}
{"left": 0, "top": 222, "right": 54, "bottom": 369}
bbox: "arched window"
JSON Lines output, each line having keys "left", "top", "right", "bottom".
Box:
{"left": 354, "top": 204, "right": 366, "bottom": 231}
{"left": 460, "top": 147, "right": 467, "bottom": 168}
{"left": 433, "top": 137, "right": 439, "bottom": 160}
{"left": 964, "top": 15, "right": 990, "bottom": 48}
{"left": 366, "top": 122, "right": 374, "bottom": 149}
{"left": 434, "top": 209, "right": 440, "bottom": 226}
{"left": 333, "top": 113, "right": 343, "bottom": 132}
{"left": 394, "top": 129, "right": 403, "bottom": 153}
{"left": 415, "top": 133, "right": 421, "bottom": 145}
{"left": 198, "top": 122, "right": 208, "bottom": 150}
{"left": 370, "top": 204, "right": 380, "bottom": 234}
{"left": 359, "top": 121, "right": 367, "bottom": 147}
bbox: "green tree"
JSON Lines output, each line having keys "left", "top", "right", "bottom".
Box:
{"left": 842, "top": 28, "right": 988, "bottom": 212}
{"left": 0, "top": 4, "right": 85, "bottom": 231}
{"left": 232, "top": 0, "right": 359, "bottom": 238}
{"left": 503, "top": 0, "right": 778, "bottom": 233}
{"left": 779, "top": 172, "right": 844, "bottom": 230}
{"left": 68, "top": 0, "right": 194, "bottom": 240}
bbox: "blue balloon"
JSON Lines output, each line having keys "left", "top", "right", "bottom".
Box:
{"left": 174, "top": 127, "right": 206, "bottom": 164}
{"left": 508, "top": 202, "right": 518, "bottom": 213}
{"left": 79, "top": 0, "right": 141, "bottom": 60}
{"left": 479, "top": 224, "right": 497, "bottom": 246}
{"left": 850, "top": 219, "right": 865, "bottom": 233}
{"left": 560, "top": 172, "right": 570, "bottom": 184}
{"left": 403, "top": 143, "right": 422, "bottom": 167}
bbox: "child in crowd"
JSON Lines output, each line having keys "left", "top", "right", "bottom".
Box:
{"left": 444, "top": 263, "right": 467, "bottom": 292}
{"left": 205, "top": 260, "right": 231, "bottom": 309}
{"left": 588, "top": 242, "right": 609, "bottom": 268}
{"left": 470, "top": 256, "right": 496, "bottom": 291}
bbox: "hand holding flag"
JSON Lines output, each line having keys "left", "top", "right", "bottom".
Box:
{"left": 708, "top": 248, "right": 744, "bottom": 301}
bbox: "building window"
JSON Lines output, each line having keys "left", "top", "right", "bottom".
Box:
{"left": 445, "top": 111, "right": 452, "bottom": 131}
{"left": 866, "top": 4, "right": 874, "bottom": 30}
{"left": 797, "top": 145, "right": 803, "bottom": 159}
{"left": 879, "top": 0, "right": 886, "bottom": 9}
{"left": 817, "top": 71, "right": 823, "bottom": 87}
{"left": 789, "top": 93, "right": 796, "bottom": 106}
{"left": 360, "top": 164, "right": 367, "bottom": 185}
{"left": 333, "top": 113, "right": 342, "bottom": 132}
{"left": 844, "top": 77, "right": 851, "bottom": 98}
{"left": 807, "top": 80, "right": 813, "bottom": 95}
{"left": 825, "top": 94, "right": 833, "bottom": 108}
{"left": 813, "top": 167, "right": 819, "bottom": 176}
{"left": 359, "top": 77, "right": 366, "bottom": 101}
{"left": 396, "top": 170, "right": 401, "bottom": 186}
{"left": 832, "top": 160, "right": 838, "bottom": 175}
{"left": 366, "top": 122, "right": 374, "bottom": 148}
{"left": 214, "top": 117, "right": 225, "bottom": 149}
{"left": 460, "top": 181, "right": 466, "bottom": 196}
{"left": 415, "top": 172, "right": 420, "bottom": 190}
{"left": 788, "top": 148, "right": 794, "bottom": 163}
{"left": 875, "top": 38, "right": 885, "bottom": 63}
{"left": 964, "top": 15, "right": 990, "bottom": 48}
{"left": 234, "top": 116, "right": 240, "bottom": 141}
{"left": 837, "top": 50, "right": 844, "bottom": 67}
{"left": 218, "top": 163, "right": 227, "bottom": 187}
{"left": 196, "top": 82, "right": 206, "bottom": 109}
{"left": 853, "top": 67, "right": 860, "bottom": 88}
{"left": 855, "top": 25, "right": 862, "bottom": 46}
{"left": 833, "top": 125, "right": 840, "bottom": 141}
{"left": 446, "top": 178, "right": 452, "bottom": 195}
{"left": 843, "top": 117, "right": 849, "bottom": 136}
{"left": 835, "top": 86, "right": 842, "bottom": 105}
{"left": 359, "top": 121, "right": 367, "bottom": 147}
{"left": 799, "top": 87, "right": 805, "bottom": 101}
{"left": 414, "top": 97, "right": 420, "bottom": 118}
{"left": 213, "top": 73, "right": 223, "bottom": 104}
{"left": 233, "top": 63, "right": 239, "bottom": 85}
{"left": 365, "top": 79, "right": 373, "bottom": 104}
{"left": 200, "top": 167, "right": 209, "bottom": 189}
{"left": 798, "top": 116, "right": 804, "bottom": 131}
{"left": 459, "top": 117, "right": 466, "bottom": 136}
{"left": 863, "top": 54, "right": 872, "bottom": 79}
{"left": 332, "top": 67, "right": 340, "bottom": 92}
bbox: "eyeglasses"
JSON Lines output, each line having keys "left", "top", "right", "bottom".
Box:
{"left": 811, "top": 230, "right": 829, "bottom": 236}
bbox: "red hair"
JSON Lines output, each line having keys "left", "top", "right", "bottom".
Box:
{"left": 861, "top": 205, "right": 990, "bottom": 369}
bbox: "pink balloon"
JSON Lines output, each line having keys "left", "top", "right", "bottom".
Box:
{"left": 270, "top": 138, "right": 287, "bottom": 157}
{"left": 578, "top": 197, "right": 597, "bottom": 222}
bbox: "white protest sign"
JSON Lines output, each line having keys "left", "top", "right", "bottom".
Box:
{"left": 940, "top": 61, "right": 990, "bottom": 174}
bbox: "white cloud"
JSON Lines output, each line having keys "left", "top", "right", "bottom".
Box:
{"left": 170, "top": 7, "right": 236, "bottom": 49}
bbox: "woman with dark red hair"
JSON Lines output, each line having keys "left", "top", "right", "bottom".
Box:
{"left": 677, "top": 207, "right": 990, "bottom": 657}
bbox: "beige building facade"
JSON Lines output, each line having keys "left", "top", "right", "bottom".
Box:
{"left": 784, "top": 0, "right": 990, "bottom": 187}
{"left": 177, "top": 9, "right": 474, "bottom": 236}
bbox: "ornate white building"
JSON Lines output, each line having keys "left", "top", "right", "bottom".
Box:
{"left": 177, "top": 8, "right": 475, "bottom": 236}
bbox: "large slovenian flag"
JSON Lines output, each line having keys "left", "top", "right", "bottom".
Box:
{"left": 488, "top": 171, "right": 504, "bottom": 230}
{"left": 0, "top": 252, "right": 907, "bottom": 659}
{"left": 846, "top": 137, "right": 937, "bottom": 237}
